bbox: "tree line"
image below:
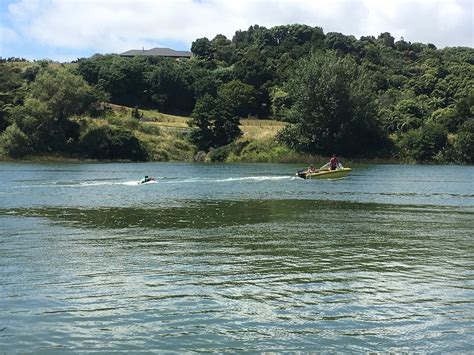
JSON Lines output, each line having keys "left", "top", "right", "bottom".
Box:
{"left": 0, "top": 24, "right": 472, "bottom": 162}
{"left": 0, "top": 62, "right": 148, "bottom": 160}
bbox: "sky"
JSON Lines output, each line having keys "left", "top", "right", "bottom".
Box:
{"left": 0, "top": 0, "right": 472, "bottom": 62}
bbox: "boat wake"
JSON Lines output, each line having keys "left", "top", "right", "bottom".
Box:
{"left": 79, "top": 180, "right": 158, "bottom": 186}
{"left": 97, "top": 175, "right": 298, "bottom": 185}
{"left": 215, "top": 176, "right": 297, "bottom": 182}
{"left": 131, "top": 175, "right": 298, "bottom": 184}
{"left": 123, "top": 180, "right": 158, "bottom": 186}
{"left": 15, "top": 180, "right": 160, "bottom": 188}
{"left": 14, "top": 175, "right": 297, "bottom": 188}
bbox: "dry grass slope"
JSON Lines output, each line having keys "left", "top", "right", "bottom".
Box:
{"left": 108, "top": 104, "right": 287, "bottom": 139}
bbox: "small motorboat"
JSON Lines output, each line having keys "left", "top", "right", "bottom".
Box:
{"left": 296, "top": 163, "right": 351, "bottom": 179}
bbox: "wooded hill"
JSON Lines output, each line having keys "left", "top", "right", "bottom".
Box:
{"left": 1, "top": 24, "right": 472, "bottom": 163}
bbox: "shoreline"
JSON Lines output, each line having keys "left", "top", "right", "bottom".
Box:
{"left": 0, "top": 155, "right": 468, "bottom": 165}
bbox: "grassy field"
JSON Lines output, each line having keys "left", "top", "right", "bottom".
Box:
{"left": 110, "top": 107, "right": 395, "bottom": 164}
{"left": 108, "top": 104, "right": 287, "bottom": 139}
{"left": 7, "top": 61, "right": 77, "bottom": 70}
{"left": 240, "top": 119, "right": 286, "bottom": 139}
{"left": 102, "top": 104, "right": 295, "bottom": 162}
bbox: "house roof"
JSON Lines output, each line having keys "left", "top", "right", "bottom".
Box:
{"left": 120, "top": 47, "right": 192, "bottom": 58}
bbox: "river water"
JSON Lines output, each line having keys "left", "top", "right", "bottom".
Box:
{"left": 0, "top": 162, "right": 473, "bottom": 352}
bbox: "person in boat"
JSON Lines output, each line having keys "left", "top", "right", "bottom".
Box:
{"left": 329, "top": 154, "right": 339, "bottom": 170}
{"left": 307, "top": 165, "right": 317, "bottom": 173}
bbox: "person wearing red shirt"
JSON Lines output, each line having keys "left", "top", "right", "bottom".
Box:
{"left": 329, "top": 154, "right": 339, "bottom": 170}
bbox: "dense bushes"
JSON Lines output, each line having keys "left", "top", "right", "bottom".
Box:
{"left": 188, "top": 94, "right": 242, "bottom": 151}
{"left": 80, "top": 125, "right": 148, "bottom": 161}
{"left": 452, "top": 120, "right": 474, "bottom": 163}
{"left": 0, "top": 123, "right": 31, "bottom": 158}
{"left": 0, "top": 67, "right": 99, "bottom": 157}
{"left": 398, "top": 123, "right": 448, "bottom": 161}
{"left": 395, "top": 120, "right": 473, "bottom": 163}
{"left": 0, "top": 65, "right": 152, "bottom": 161}
{"left": 277, "top": 52, "right": 387, "bottom": 156}
{"left": 204, "top": 139, "right": 304, "bottom": 163}
{"left": 76, "top": 55, "right": 196, "bottom": 114}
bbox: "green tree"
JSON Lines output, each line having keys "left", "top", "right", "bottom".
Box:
{"left": 191, "top": 37, "right": 212, "bottom": 59}
{"left": 21, "top": 65, "right": 40, "bottom": 83}
{"left": 189, "top": 94, "right": 242, "bottom": 151}
{"left": 398, "top": 123, "right": 448, "bottom": 161}
{"left": 0, "top": 63, "right": 23, "bottom": 132}
{"left": 188, "top": 94, "right": 215, "bottom": 151}
{"left": 145, "top": 62, "right": 195, "bottom": 114}
{"left": 217, "top": 79, "right": 258, "bottom": 117}
{"left": 454, "top": 94, "right": 473, "bottom": 126}
{"left": 453, "top": 120, "right": 473, "bottom": 163}
{"left": 189, "top": 67, "right": 218, "bottom": 98}
{"left": 388, "top": 98, "right": 426, "bottom": 133}
{"left": 431, "top": 107, "right": 460, "bottom": 132}
{"left": 233, "top": 47, "right": 271, "bottom": 88}
{"left": 79, "top": 124, "right": 148, "bottom": 160}
{"left": 325, "top": 32, "right": 355, "bottom": 54}
{"left": 278, "top": 52, "right": 385, "bottom": 155}
{"left": 395, "top": 38, "right": 410, "bottom": 52}
{"left": 211, "top": 34, "right": 234, "bottom": 63}
{"left": 377, "top": 32, "right": 395, "bottom": 48}
{"left": 0, "top": 123, "right": 31, "bottom": 158}
{"left": 13, "top": 98, "right": 55, "bottom": 152}
{"left": 10, "top": 68, "right": 100, "bottom": 153}
{"left": 270, "top": 87, "right": 290, "bottom": 119}
{"left": 30, "top": 67, "right": 101, "bottom": 119}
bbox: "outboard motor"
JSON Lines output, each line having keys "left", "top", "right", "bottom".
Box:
{"left": 296, "top": 169, "right": 307, "bottom": 179}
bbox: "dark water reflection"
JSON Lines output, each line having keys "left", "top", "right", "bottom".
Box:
{"left": 0, "top": 163, "right": 473, "bottom": 352}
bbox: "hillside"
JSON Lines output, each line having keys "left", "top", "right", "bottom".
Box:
{"left": 0, "top": 23, "right": 472, "bottom": 163}
{"left": 104, "top": 104, "right": 290, "bottom": 162}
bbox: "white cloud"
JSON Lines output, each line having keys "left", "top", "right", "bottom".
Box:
{"left": 0, "top": 25, "right": 18, "bottom": 57}
{"left": 0, "top": 26, "right": 18, "bottom": 43}
{"left": 5, "top": 0, "right": 474, "bottom": 56}
{"left": 359, "top": 0, "right": 473, "bottom": 45}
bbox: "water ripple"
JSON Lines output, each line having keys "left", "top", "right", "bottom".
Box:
{"left": 1, "top": 163, "right": 473, "bottom": 352}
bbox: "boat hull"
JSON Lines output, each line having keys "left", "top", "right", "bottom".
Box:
{"left": 298, "top": 168, "right": 352, "bottom": 179}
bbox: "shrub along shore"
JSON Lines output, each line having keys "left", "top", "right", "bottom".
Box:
{"left": 0, "top": 104, "right": 431, "bottom": 166}
{"left": 0, "top": 99, "right": 469, "bottom": 165}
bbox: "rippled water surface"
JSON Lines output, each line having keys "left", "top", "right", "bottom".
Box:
{"left": 1, "top": 162, "right": 473, "bottom": 352}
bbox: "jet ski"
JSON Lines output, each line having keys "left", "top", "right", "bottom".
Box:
{"left": 138, "top": 176, "right": 156, "bottom": 184}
